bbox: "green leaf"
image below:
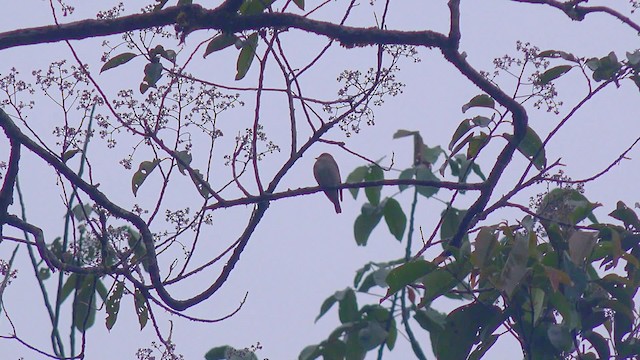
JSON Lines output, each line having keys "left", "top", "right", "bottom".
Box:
{"left": 94, "top": 278, "right": 107, "bottom": 303}
{"left": 149, "top": 45, "right": 165, "bottom": 58}
{"left": 161, "top": 49, "right": 177, "bottom": 63}
{"left": 626, "top": 50, "right": 640, "bottom": 65}
{"left": 70, "top": 203, "right": 92, "bottom": 221}
{"left": 315, "top": 294, "right": 338, "bottom": 322}
{"left": 364, "top": 165, "right": 384, "bottom": 206}
{"left": 358, "top": 321, "right": 387, "bottom": 351}
{"left": 134, "top": 288, "right": 148, "bottom": 330}
{"left": 372, "top": 268, "right": 390, "bottom": 288}
{"left": 468, "top": 335, "right": 499, "bottom": 360}
{"left": 139, "top": 82, "right": 150, "bottom": 94}
{"left": 580, "top": 309, "right": 607, "bottom": 331}
{"left": 614, "top": 305, "right": 633, "bottom": 346}
{"left": 470, "top": 162, "right": 486, "bottom": 181}
{"left": 414, "top": 307, "right": 446, "bottom": 350}
{"left": 440, "top": 207, "right": 466, "bottom": 245}
{"left": 383, "top": 198, "right": 406, "bottom": 241}
{"left": 538, "top": 188, "right": 594, "bottom": 229}
{"left": 72, "top": 275, "right": 97, "bottom": 331}
{"left": 205, "top": 346, "right": 232, "bottom": 360}
{"left": 439, "top": 155, "right": 460, "bottom": 178}
{"left": 544, "top": 264, "right": 586, "bottom": 301}
{"left": 175, "top": 150, "right": 211, "bottom": 199}
{"left": 353, "top": 263, "right": 372, "bottom": 288}
{"left": 323, "top": 339, "right": 347, "bottom": 359}
{"left": 421, "top": 266, "right": 459, "bottom": 304}
{"left": 60, "top": 273, "right": 78, "bottom": 303}
{"left": 415, "top": 165, "right": 439, "bottom": 198}
{"left": 37, "top": 267, "right": 50, "bottom": 280}
{"left": 356, "top": 273, "right": 377, "bottom": 293}
{"left": 589, "top": 52, "right": 622, "bottom": 81}
{"left": 471, "top": 115, "right": 492, "bottom": 127}
{"left": 617, "top": 339, "right": 640, "bottom": 358}
{"left": 450, "top": 132, "right": 474, "bottom": 156}
{"left": 385, "top": 260, "right": 433, "bottom": 294}
{"left": 449, "top": 119, "right": 474, "bottom": 150}
{"left": 100, "top": 52, "right": 137, "bottom": 73}
{"left": 435, "top": 303, "right": 501, "bottom": 360}
{"left": 383, "top": 318, "right": 398, "bottom": 350}
{"left": 62, "top": 149, "right": 81, "bottom": 163}
{"left": 204, "top": 33, "right": 239, "bottom": 58}
{"left": 420, "top": 259, "right": 471, "bottom": 305}
{"left": 397, "top": 168, "right": 414, "bottom": 192}
{"left": 105, "top": 280, "right": 124, "bottom": 330}
{"left": 462, "top": 94, "right": 494, "bottom": 113}
{"left": 585, "top": 57, "right": 600, "bottom": 71}
{"left": 153, "top": 0, "right": 170, "bottom": 11}
{"left": 148, "top": 45, "right": 176, "bottom": 63}
{"left": 548, "top": 292, "right": 574, "bottom": 328}
{"left": 235, "top": 33, "right": 258, "bottom": 80}
{"left": 421, "top": 144, "right": 443, "bottom": 164}
{"left": 298, "top": 345, "right": 320, "bottom": 360}
{"left": 189, "top": 168, "right": 211, "bottom": 198}
{"left": 536, "top": 65, "right": 573, "bottom": 85}
{"left": 414, "top": 307, "right": 446, "bottom": 332}
{"left": 293, "top": 0, "right": 304, "bottom": 10}
{"left": 609, "top": 201, "right": 640, "bottom": 229}
{"left": 497, "top": 234, "right": 530, "bottom": 297}
{"left": 346, "top": 165, "right": 368, "bottom": 198}
{"left": 568, "top": 231, "right": 598, "bottom": 266}
{"left": 504, "top": 126, "right": 547, "bottom": 170}
{"left": 537, "top": 50, "right": 578, "bottom": 62}
{"left": 142, "top": 61, "right": 163, "bottom": 88}
{"left": 392, "top": 129, "right": 417, "bottom": 138}
{"left": 127, "top": 228, "right": 149, "bottom": 272}
{"left": 239, "top": 0, "right": 275, "bottom": 15}
{"left": 132, "top": 159, "right": 160, "bottom": 196}
{"left": 471, "top": 227, "right": 498, "bottom": 269}
{"left": 354, "top": 203, "right": 383, "bottom": 246}
{"left": 584, "top": 332, "right": 610, "bottom": 360}
{"left": 631, "top": 74, "right": 640, "bottom": 92}
{"left": 547, "top": 324, "right": 572, "bottom": 352}
{"left": 337, "top": 288, "right": 358, "bottom": 323}
{"left": 569, "top": 197, "right": 601, "bottom": 225}
{"left": 530, "top": 287, "right": 546, "bottom": 325}
{"left": 174, "top": 150, "right": 192, "bottom": 175}
{"left": 467, "top": 132, "right": 489, "bottom": 159}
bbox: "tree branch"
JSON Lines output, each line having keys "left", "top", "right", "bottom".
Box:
{"left": 0, "top": 4, "right": 449, "bottom": 51}
{"left": 511, "top": 0, "right": 640, "bottom": 32}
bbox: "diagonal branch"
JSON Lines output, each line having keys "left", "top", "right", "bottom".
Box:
{"left": 438, "top": 1, "right": 529, "bottom": 251}
{"left": 511, "top": 0, "right": 640, "bottom": 33}
{"left": 0, "top": 134, "right": 20, "bottom": 230}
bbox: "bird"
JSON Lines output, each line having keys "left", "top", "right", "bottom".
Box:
{"left": 313, "top": 153, "right": 343, "bottom": 214}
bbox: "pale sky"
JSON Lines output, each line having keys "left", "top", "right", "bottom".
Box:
{"left": 1, "top": 1, "right": 639, "bottom": 359}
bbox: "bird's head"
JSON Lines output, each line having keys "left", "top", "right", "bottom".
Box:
{"left": 316, "top": 153, "right": 332, "bottom": 160}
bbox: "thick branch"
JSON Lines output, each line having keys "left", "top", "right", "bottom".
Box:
{"left": 0, "top": 4, "right": 449, "bottom": 51}
{"left": 0, "top": 135, "right": 20, "bottom": 223}
{"left": 0, "top": 109, "right": 222, "bottom": 311}
{"left": 440, "top": 51, "right": 528, "bottom": 250}
{"left": 0, "top": 6, "right": 185, "bottom": 50}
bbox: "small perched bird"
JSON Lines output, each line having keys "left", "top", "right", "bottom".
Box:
{"left": 313, "top": 153, "right": 343, "bottom": 214}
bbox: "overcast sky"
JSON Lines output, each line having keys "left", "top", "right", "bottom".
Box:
{"left": 1, "top": 1, "right": 639, "bottom": 359}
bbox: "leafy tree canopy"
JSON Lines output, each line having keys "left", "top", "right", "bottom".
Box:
{"left": 0, "top": 1, "right": 640, "bottom": 359}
